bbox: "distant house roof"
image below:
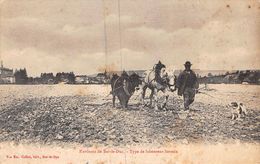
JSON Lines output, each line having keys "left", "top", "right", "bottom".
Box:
{"left": 0, "top": 66, "right": 14, "bottom": 77}
{"left": 0, "top": 61, "right": 13, "bottom": 73}
{"left": 0, "top": 67, "right": 13, "bottom": 72}
{"left": 76, "top": 75, "right": 89, "bottom": 78}
{"left": 106, "top": 70, "right": 146, "bottom": 77}
{"left": 97, "top": 73, "right": 106, "bottom": 76}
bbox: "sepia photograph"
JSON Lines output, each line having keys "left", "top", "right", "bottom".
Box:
{"left": 0, "top": 0, "right": 260, "bottom": 163}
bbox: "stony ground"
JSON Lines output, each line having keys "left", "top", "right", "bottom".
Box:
{"left": 0, "top": 84, "right": 259, "bottom": 146}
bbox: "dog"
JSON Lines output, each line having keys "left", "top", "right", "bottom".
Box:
{"left": 229, "top": 102, "right": 247, "bottom": 120}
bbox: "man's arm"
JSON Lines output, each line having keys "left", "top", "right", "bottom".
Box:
{"left": 192, "top": 71, "right": 199, "bottom": 89}
{"left": 176, "top": 72, "right": 184, "bottom": 88}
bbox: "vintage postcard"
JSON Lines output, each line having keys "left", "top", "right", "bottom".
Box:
{"left": 0, "top": 0, "right": 259, "bottom": 163}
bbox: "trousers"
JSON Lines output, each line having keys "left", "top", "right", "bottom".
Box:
{"left": 183, "top": 87, "right": 196, "bottom": 109}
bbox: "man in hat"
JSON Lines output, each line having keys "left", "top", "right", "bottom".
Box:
{"left": 176, "top": 61, "right": 199, "bottom": 110}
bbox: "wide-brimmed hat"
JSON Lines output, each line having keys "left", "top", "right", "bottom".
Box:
{"left": 184, "top": 61, "right": 192, "bottom": 66}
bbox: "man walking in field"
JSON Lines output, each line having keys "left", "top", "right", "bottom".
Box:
{"left": 176, "top": 61, "right": 199, "bottom": 110}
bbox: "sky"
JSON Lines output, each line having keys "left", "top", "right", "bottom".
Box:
{"left": 0, "top": 0, "right": 259, "bottom": 76}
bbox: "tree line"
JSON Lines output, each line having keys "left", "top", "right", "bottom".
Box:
{"left": 14, "top": 69, "right": 75, "bottom": 84}
{"left": 199, "top": 70, "right": 260, "bottom": 84}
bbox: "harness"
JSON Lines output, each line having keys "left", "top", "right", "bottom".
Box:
{"left": 145, "top": 70, "right": 174, "bottom": 89}
{"left": 147, "top": 70, "right": 156, "bottom": 85}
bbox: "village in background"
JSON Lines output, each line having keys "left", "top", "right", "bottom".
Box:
{"left": 0, "top": 60, "right": 260, "bottom": 85}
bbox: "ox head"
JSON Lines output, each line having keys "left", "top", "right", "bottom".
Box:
{"left": 129, "top": 73, "right": 142, "bottom": 91}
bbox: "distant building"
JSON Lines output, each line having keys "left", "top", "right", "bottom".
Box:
{"left": 96, "top": 71, "right": 110, "bottom": 84}
{"left": 0, "top": 61, "right": 15, "bottom": 84}
{"left": 106, "top": 70, "right": 146, "bottom": 78}
{"left": 75, "top": 75, "right": 90, "bottom": 84}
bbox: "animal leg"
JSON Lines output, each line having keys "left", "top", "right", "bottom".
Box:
{"left": 153, "top": 88, "right": 159, "bottom": 111}
{"left": 141, "top": 85, "right": 148, "bottom": 106}
{"left": 161, "top": 91, "right": 169, "bottom": 110}
{"left": 119, "top": 93, "right": 127, "bottom": 109}
{"left": 112, "top": 95, "right": 116, "bottom": 107}
{"left": 148, "top": 89, "right": 154, "bottom": 108}
{"left": 126, "top": 99, "right": 129, "bottom": 108}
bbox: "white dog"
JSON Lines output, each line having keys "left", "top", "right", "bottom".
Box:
{"left": 229, "top": 102, "right": 247, "bottom": 120}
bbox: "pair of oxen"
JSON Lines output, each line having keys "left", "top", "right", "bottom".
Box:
{"left": 110, "top": 67, "right": 176, "bottom": 110}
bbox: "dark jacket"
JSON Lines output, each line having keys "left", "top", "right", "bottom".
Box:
{"left": 176, "top": 70, "right": 198, "bottom": 96}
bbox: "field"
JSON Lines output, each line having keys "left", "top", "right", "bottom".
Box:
{"left": 0, "top": 84, "right": 259, "bottom": 146}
